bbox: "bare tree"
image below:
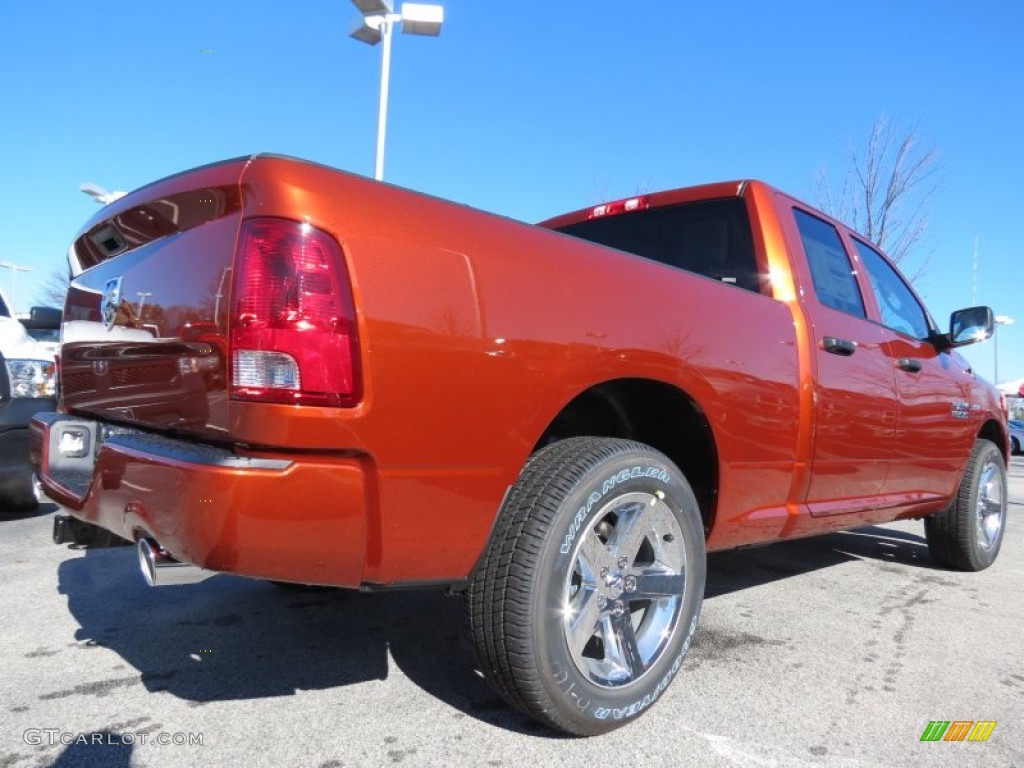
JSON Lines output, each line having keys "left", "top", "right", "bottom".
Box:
{"left": 815, "top": 116, "right": 940, "bottom": 266}
{"left": 35, "top": 267, "right": 71, "bottom": 308}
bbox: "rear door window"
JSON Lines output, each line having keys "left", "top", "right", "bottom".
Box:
{"left": 793, "top": 209, "right": 866, "bottom": 318}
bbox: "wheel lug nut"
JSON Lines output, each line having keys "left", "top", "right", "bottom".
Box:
{"left": 600, "top": 566, "right": 609, "bottom": 577}
{"left": 596, "top": 596, "right": 607, "bottom": 611}
{"left": 611, "top": 600, "right": 625, "bottom": 617}
{"left": 624, "top": 575, "right": 637, "bottom": 592}
{"left": 617, "top": 557, "right": 628, "bottom": 569}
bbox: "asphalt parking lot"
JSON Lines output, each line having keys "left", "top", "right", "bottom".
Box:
{"left": 2, "top": 458, "right": 1022, "bottom": 768}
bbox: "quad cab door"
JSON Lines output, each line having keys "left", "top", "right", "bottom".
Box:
{"left": 789, "top": 208, "right": 899, "bottom": 516}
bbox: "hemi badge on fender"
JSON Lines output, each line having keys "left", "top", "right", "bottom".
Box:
{"left": 951, "top": 401, "right": 970, "bottom": 420}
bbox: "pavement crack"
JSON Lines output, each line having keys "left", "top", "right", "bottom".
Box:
{"left": 38, "top": 675, "right": 141, "bottom": 700}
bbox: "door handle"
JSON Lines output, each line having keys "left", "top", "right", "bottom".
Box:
{"left": 822, "top": 337, "right": 856, "bottom": 356}
{"left": 897, "top": 357, "right": 922, "bottom": 373}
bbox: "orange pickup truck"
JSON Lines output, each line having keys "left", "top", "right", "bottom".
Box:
{"left": 31, "top": 154, "right": 1008, "bottom": 735}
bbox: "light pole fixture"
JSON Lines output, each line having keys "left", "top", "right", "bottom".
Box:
{"left": 994, "top": 314, "right": 1014, "bottom": 384}
{"left": 348, "top": 1, "right": 444, "bottom": 181}
{"left": 80, "top": 182, "right": 127, "bottom": 205}
{"left": 136, "top": 291, "right": 153, "bottom": 318}
{"left": 0, "top": 260, "right": 33, "bottom": 313}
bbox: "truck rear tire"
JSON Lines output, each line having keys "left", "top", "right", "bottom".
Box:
{"left": 466, "top": 437, "right": 705, "bottom": 735}
{"left": 924, "top": 438, "right": 1007, "bottom": 571}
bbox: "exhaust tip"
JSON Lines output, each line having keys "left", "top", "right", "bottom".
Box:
{"left": 32, "top": 474, "right": 44, "bottom": 505}
{"left": 137, "top": 538, "right": 159, "bottom": 587}
{"left": 137, "top": 538, "right": 213, "bottom": 587}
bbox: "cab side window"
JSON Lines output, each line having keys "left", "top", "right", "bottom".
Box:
{"left": 793, "top": 209, "right": 866, "bottom": 318}
{"left": 852, "top": 239, "right": 931, "bottom": 340}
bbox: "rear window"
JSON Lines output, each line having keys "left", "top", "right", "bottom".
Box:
{"left": 554, "top": 198, "right": 761, "bottom": 293}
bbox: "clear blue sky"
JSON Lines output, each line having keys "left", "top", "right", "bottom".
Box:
{"left": 1, "top": 0, "right": 1021, "bottom": 383}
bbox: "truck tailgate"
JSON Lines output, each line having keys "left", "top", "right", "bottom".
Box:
{"left": 60, "top": 157, "right": 250, "bottom": 441}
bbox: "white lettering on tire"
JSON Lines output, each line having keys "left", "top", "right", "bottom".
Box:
{"left": 559, "top": 466, "right": 670, "bottom": 554}
{"left": 591, "top": 614, "right": 698, "bottom": 721}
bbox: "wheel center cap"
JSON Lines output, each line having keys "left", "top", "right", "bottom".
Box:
{"left": 605, "top": 573, "right": 624, "bottom": 598}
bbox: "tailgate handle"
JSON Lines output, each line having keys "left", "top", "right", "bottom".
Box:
{"left": 822, "top": 337, "right": 856, "bottom": 356}
{"left": 897, "top": 357, "right": 922, "bottom": 373}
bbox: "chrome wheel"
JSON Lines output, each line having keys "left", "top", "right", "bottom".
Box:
{"left": 975, "top": 458, "right": 1005, "bottom": 551}
{"left": 925, "top": 439, "right": 1006, "bottom": 572}
{"left": 563, "top": 491, "right": 686, "bottom": 688}
{"left": 468, "top": 437, "right": 705, "bottom": 735}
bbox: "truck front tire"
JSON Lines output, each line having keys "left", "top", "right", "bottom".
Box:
{"left": 466, "top": 437, "right": 705, "bottom": 735}
{"left": 924, "top": 438, "right": 1007, "bottom": 571}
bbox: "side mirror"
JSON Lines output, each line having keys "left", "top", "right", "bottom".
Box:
{"left": 945, "top": 306, "right": 993, "bottom": 349}
{"left": 22, "top": 306, "right": 63, "bottom": 331}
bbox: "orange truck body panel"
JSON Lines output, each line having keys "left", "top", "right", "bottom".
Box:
{"left": 31, "top": 155, "right": 1007, "bottom": 587}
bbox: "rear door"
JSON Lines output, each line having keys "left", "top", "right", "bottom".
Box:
{"left": 790, "top": 208, "right": 898, "bottom": 516}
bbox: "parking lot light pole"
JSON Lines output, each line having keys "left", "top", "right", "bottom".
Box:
{"left": 80, "top": 182, "right": 127, "bottom": 206}
{"left": 994, "top": 315, "right": 1014, "bottom": 384}
{"left": 348, "top": 1, "right": 445, "bottom": 181}
{"left": 0, "top": 261, "right": 33, "bottom": 312}
{"left": 136, "top": 291, "right": 153, "bottom": 319}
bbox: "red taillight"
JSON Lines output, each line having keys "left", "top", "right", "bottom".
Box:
{"left": 587, "top": 195, "right": 650, "bottom": 220}
{"left": 230, "top": 217, "right": 360, "bottom": 406}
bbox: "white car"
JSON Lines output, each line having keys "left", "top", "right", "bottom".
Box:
{"left": 0, "top": 287, "right": 58, "bottom": 510}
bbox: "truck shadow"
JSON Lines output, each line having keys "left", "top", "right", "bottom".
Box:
{"left": 55, "top": 547, "right": 545, "bottom": 735}
{"left": 53, "top": 523, "right": 932, "bottom": 735}
{"left": 0, "top": 500, "right": 59, "bottom": 521}
{"left": 705, "top": 524, "right": 933, "bottom": 599}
